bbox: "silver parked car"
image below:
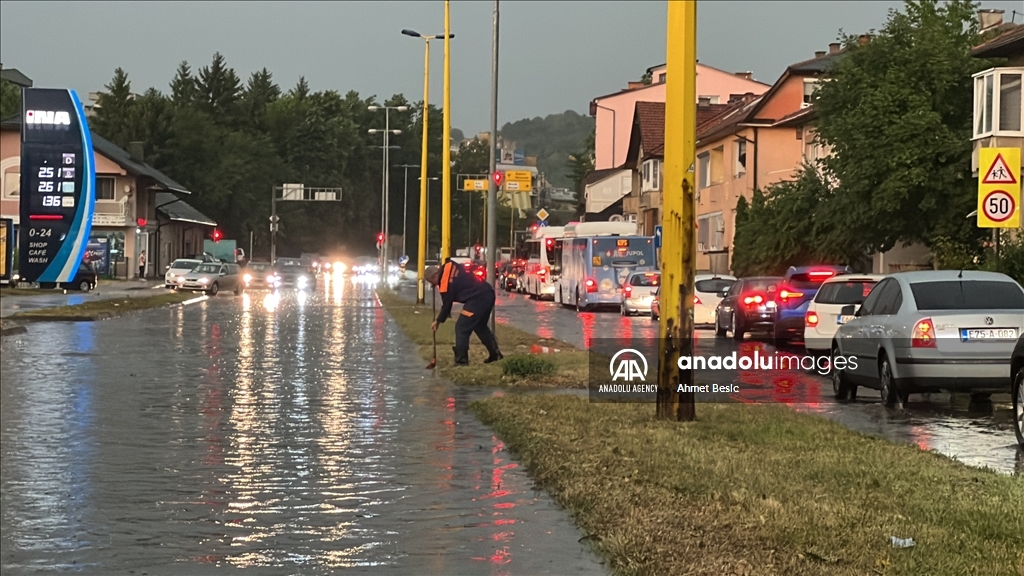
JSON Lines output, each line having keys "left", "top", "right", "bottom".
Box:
{"left": 179, "top": 262, "right": 245, "bottom": 296}
{"left": 830, "top": 270, "right": 1024, "bottom": 405}
{"left": 620, "top": 271, "right": 660, "bottom": 316}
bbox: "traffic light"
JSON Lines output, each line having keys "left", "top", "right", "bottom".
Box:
{"left": 212, "top": 228, "right": 222, "bottom": 242}
{"left": 377, "top": 232, "right": 385, "bottom": 243}
{"left": 492, "top": 171, "right": 504, "bottom": 187}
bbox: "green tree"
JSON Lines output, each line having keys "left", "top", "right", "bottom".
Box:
{"left": 814, "top": 0, "right": 987, "bottom": 257}
{"left": 91, "top": 68, "right": 136, "bottom": 147}
{"left": 566, "top": 131, "right": 595, "bottom": 215}
{"left": 0, "top": 78, "right": 20, "bottom": 120}
{"left": 169, "top": 61, "right": 196, "bottom": 106}
{"left": 195, "top": 53, "right": 242, "bottom": 122}
{"left": 499, "top": 110, "right": 594, "bottom": 188}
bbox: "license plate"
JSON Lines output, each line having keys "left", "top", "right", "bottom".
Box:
{"left": 837, "top": 315, "right": 855, "bottom": 324}
{"left": 961, "top": 328, "right": 1018, "bottom": 341}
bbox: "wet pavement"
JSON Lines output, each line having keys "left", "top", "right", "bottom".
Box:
{"left": 1, "top": 274, "right": 607, "bottom": 574}
{"left": 482, "top": 287, "right": 1024, "bottom": 476}
{"left": 1, "top": 281, "right": 165, "bottom": 317}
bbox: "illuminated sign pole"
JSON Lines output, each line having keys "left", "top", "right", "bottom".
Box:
{"left": 19, "top": 89, "right": 96, "bottom": 284}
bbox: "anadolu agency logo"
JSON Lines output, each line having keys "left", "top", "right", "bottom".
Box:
{"left": 609, "top": 349, "right": 649, "bottom": 382}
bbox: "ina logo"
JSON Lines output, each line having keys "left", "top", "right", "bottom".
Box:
{"left": 609, "top": 348, "right": 648, "bottom": 382}
{"left": 25, "top": 110, "right": 72, "bottom": 126}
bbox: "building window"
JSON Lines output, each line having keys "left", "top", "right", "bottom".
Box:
{"left": 3, "top": 171, "right": 19, "bottom": 197}
{"left": 802, "top": 79, "right": 819, "bottom": 108}
{"left": 658, "top": 73, "right": 666, "bottom": 83}
{"left": 698, "top": 153, "right": 711, "bottom": 189}
{"left": 974, "top": 67, "right": 1024, "bottom": 138}
{"left": 697, "top": 215, "right": 709, "bottom": 249}
{"left": 96, "top": 176, "right": 115, "bottom": 200}
{"left": 734, "top": 140, "right": 747, "bottom": 177}
{"left": 652, "top": 160, "right": 659, "bottom": 190}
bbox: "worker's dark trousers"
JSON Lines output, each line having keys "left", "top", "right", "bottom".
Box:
{"left": 454, "top": 292, "right": 497, "bottom": 354}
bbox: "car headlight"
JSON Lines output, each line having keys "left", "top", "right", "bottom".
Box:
{"left": 167, "top": 273, "right": 176, "bottom": 280}
{"left": 243, "top": 273, "right": 252, "bottom": 283}
{"left": 323, "top": 262, "right": 332, "bottom": 270}
{"left": 266, "top": 275, "right": 276, "bottom": 283}
{"left": 176, "top": 276, "right": 186, "bottom": 284}
{"left": 199, "top": 278, "right": 209, "bottom": 284}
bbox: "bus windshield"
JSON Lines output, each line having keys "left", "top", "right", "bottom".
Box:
{"left": 591, "top": 237, "right": 655, "bottom": 269}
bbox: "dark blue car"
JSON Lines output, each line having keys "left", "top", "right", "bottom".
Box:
{"left": 773, "top": 265, "right": 853, "bottom": 344}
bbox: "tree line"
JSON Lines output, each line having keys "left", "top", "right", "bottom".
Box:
{"left": 79, "top": 54, "right": 521, "bottom": 260}
{"left": 732, "top": 0, "right": 1022, "bottom": 282}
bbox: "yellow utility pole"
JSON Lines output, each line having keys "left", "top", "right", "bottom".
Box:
{"left": 441, "top": 0, "right": 453, "bottom": 260}
{"left": 657, "top": 0, "right": 697, "bottom": 421}
{"left": 416, "top": 38, "right": 431, "bottom": 304}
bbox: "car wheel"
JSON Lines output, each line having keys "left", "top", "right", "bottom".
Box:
{"left": 209, "top": 282, "right": 219, "bottom": 296}
{"left": 715, "top": 314, "right": 727, "bottom": 337}
{"left": 878, "top": 355, "right": 906, "bottom": 407}
{"left": 78, "top": 280, "right": 91, "bottom": 292}
{"left": 234, "top": 283, "right": 244, "bottom": 296}
{"left": 731, "top": 313, "right": 745, "bottom": 342}
{"left": 831, "top": 345, "right": 856, "bottom": 401}
{"left": 1013, "top": 370, "right": 1024, "bottom": 446}
{"left": 576, "top": 291, "right": 586, "bottom": 313}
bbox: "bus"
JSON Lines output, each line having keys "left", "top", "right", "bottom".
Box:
{"left": 523, "top": 226, "right": 565, "bottom": 299}
{"left": 557, "top": 222, "right": 656, "bottom": 311}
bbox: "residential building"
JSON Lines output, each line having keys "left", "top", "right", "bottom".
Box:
{"left": 1, "top": 116, "right": 214, "bottom": 279}
{"left": 620, "top": 100, "right": 731, "bottom": 234}
{"left": 590, "top": 62, "right": 769, "bottom": 170}
{"left": 582, "top": 167, "right": 631, "bottom": 220}
{"left": 0, "top": 65, "right": 33, "bottom": 88}
{"left": 970, "top": 10, "right": 1023, "bottom": 185}
{"left": 693, "top": 44, "right": 849, "bottom": 273}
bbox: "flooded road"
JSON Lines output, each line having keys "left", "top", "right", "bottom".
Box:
{"left": 488, "top": 287, "right": 1024, "bottom": 475}
{"left": 1, "top": 276, "right": 606, "bottom": 574}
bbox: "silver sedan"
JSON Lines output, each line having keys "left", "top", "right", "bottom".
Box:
{"left": 830, "top": 270, "right": 1024, "bottom": 406}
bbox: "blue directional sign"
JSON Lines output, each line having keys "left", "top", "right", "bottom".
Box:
{"left": 537, "top": 220, "right": 548, "bottom": 228}
{"left": 19, "top": 89, "right": 95, "bottom": 283}
{"left": 654, "top": 225, "right": 663, "bottom": 248}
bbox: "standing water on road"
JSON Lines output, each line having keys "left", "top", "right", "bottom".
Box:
{"left": 1, "top": 279, "right": 605, "bottom": 574}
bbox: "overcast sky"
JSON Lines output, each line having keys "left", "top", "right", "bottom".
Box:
{"left": 2, "top": 1, "right": 1021, "bottom": 134}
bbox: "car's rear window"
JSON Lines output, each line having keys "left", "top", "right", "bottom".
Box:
{"left": 787, "top": 271, "right": 840, "bottom": 290}
{"left": 745, "top": 279, "right": 781, "bottom": 293}
{"left": 816, "top": 280, "right": 877, "bottom": 304}
{"left": 696, "top": 278, "right": 735, "bottom": 293}
{"left": 629, "top": 274, "right": 660, "bottom": 287}
{"left": 910, "top": 280, "right": 1024, "bottom": 310}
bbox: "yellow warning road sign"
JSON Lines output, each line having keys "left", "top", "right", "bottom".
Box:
{"left": 978, "top": 147, "right": 1020, "bottom": 228}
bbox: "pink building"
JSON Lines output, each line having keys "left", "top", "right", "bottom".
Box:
{"left": 589, "top": 63, "right": 769, "bottom": 169}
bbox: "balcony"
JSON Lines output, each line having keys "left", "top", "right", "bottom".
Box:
{"left": 972, "top": 67, "right": 1023, "bottom": 174}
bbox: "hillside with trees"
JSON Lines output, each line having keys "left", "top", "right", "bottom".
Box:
{"left": 499, "top": 110, "right": 594, "bottom": 188}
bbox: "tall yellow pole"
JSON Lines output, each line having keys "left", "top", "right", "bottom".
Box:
{"left": 657, "top": 0, "right": 697, "bottom": 421}
{"left": 416, "top": 39, "right": 431, "bottom": 304}
{"left": 441, "top": 0, "right": 452, "bottom": 260}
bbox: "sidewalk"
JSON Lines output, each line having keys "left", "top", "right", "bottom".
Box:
{"left": 0, "top": 280, "right": 165, "bottom": 318}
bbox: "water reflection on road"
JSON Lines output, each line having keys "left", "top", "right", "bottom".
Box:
{"left": 1, "top": 276, "right": 605, "bottom": 574}
{"left": 491, "top": 288, "right": 1023, "bottom": 475}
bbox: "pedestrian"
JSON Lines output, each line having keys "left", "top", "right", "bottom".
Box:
{"left": 425, "top": 260, "right": 503, "bottom": 365}
{"left": 138, "top": 250, "right": 146, "bottom": 281}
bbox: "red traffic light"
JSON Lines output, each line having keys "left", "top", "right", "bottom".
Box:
{"left": 492, "top": 171, "right": 504, "bottom": 186}
{"left": 212, "top": 229, "right": 222, "bottom": 242}
{"left": 136, "top": 218, "right": 147, "bottom": 227}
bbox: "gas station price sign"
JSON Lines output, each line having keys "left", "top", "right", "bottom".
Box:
{"left": 19, "top": 89, "right": 95, "bottom": 283}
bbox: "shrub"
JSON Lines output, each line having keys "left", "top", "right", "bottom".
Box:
{"left": 501, "top": 355, "right": 555, "bottom": 378}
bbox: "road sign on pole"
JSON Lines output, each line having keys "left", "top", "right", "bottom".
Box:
{"left": 536, "top": 208, "right": 549, "bottom": 221}
{"left": 977, "top": 148, "right": 1020, "bottom": 228}
{"left": 654, "top": 225, "right": 662, "bottom": 248}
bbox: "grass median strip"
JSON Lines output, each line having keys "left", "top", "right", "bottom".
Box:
{"left": 471, "top": 394, "right": 1024, "bottom": 576}
{"left": 9, "top": 291, "right": 200, "bottom": 321}
{"left": 377, "top": 289, "right": 588, "bottom": 388}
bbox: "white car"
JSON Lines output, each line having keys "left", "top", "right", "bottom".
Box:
{"left": 831, "top": 270, "right": 1024, "bottom": 405}
{"left": 804, "top": 274, "right": 885, "bottom": 353}
{"left": 694, "top": 274, "right": 736, "bottom": 327}
{"left": 165, "top": 258, "right": 201, "bottom": 289}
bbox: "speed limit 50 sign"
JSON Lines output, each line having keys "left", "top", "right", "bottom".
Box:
{"left": 977, "top": 147, "right": 1020, "bottom": 228}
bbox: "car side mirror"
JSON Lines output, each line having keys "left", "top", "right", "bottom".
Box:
{"left": 165, "top": 265, "right": 170, "bottom": 270}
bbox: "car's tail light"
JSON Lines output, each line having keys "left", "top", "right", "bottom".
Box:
{"left": 742, "top": 294, "right": 764, "bottom": 306}
{"left": 911, "top": 318, "right": 936, "bottom": 348}
{"left": 585, "top": 278, "right": 597, "bottom": 293}
{"left": 805, "top": 311, "right": 819, "bottom": 327}
{"left": 693, "top": 295, "right": 701, "bottom": 305}
{"left": 778, "top": 287, "right": 804, "bottom": 303}
{"left": 624, "top": 285, "right": 632, "bottom": 296}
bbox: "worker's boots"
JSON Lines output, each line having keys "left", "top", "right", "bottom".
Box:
{"left": 452, "top": 346, "right": 470, "bottom": 366}
{"left": 482, "top": 335, "right": 504, "bottom": 364}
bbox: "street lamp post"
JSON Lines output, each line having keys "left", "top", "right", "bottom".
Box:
{"left": 369, "top": 104, "right": 408, "bottom": 284}
{"left": 486, "top": 0, "right": 500, "bottom": 332}
{"left": 395, "top": 164, "right": 420, "bottom": 258}
{"left": 442, "top": 0, "right": 453, "bottom": 261}
{"left": 403, "top": 28, "right": 453, "bottom": 303}
{"left": 420, "top": 176, "right": 439, "bottom": 259}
